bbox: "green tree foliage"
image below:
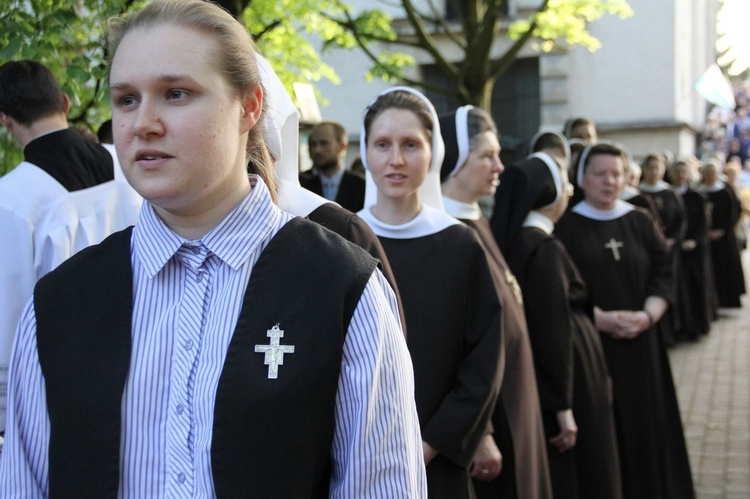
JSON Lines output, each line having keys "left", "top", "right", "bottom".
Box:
{"left": 0, "top": 0, "right": 382, "bottom": 174}
{"left": 0, "top": 0, "right": 146, "bottom": 174}
{"left": 329, "top": 0, "right": 633, "bottom": 110}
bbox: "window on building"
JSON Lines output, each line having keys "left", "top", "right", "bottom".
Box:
{"left": 422, "top": 56, "right": 540, "bottom": 165}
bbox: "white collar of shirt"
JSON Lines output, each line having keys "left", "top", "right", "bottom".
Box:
{"left": 522, "top": 211, "right": 554, "bottom": 234}
{"left": 313, "top": 167, "right": 344, "bottom": 201}
{"left": 358, "top": 204, "right": 462, "bottom": 239}
{"left": 675, "top": 184, "right": 688, "bottom": 195}
{"left": 134, "top": 175, "right": 280, "bottom": 278}
{"left": 571, "top": 199, "right": 634, "bottom": 221}
{"left": 314, "top": 166, "right": 344, "bottom": 184}
{"left": 702, "top": 180, "right": 726, "bottom": 193}
{"left": 638, "top": 180, "right": 671, "bottom": 193}
{"left": 442, "top": 196, "right": 482, "bottom": 221}
{"left": 619, "top": 184, "right": 640, "bottom": 200}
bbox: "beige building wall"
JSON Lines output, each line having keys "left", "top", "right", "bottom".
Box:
{"left": 308, "top": 0, "right": 719, "bottom": 166}
{"left": 551, "top": 0, "right": 719, "bottom": 160}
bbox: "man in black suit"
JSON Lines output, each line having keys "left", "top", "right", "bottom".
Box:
{"left": 300, "top": 121, "right": 365, "bottom": 212}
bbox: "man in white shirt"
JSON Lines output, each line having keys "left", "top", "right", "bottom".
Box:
{"left": 0, "top": 60, "right": 141, "bottom": 439}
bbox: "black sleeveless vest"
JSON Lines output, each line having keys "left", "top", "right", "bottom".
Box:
{"left": 35, "top": 217, "right": 377, "bottom": 498}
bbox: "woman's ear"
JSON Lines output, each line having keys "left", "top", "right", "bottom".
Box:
{"left": 240, "top": 84, "right": 263, "bottom": 133}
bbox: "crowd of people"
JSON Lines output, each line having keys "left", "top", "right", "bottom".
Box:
{"left": 0, "top": 0, "right": 745, "bottom": 497}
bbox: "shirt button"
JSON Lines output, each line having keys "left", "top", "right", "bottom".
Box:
{"left": 178, "top": 472, "right": 186, "bottom": 483}
{"left": 176, "top": 404, "right": 185, "bottom": 415}
{"left": 184, "top": 339, "right": 193, "bottom": 350}
{"left": 197, "top": 272, "right": 204, "bottom": 283}
{"left": 191, "top": 246, "right": 201, "bottom": 254}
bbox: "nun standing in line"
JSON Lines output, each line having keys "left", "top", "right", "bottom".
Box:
{"left": 618, "top": 151, "right": 661, "bottom": 223}
{"left": 699, "top": 158, "right": 746, "bottom": 308}
{"left": 638, "top": 153, "right": 687, "bottom": 347}
{"left": 256, "top": 55, "right": 406, "bottom": 329}
{"left": 555, "top": 142, "right": 694, "bottom": 499}
{"left": 492, "top": 130, "right": 622, "bottom": 499}
{"left": 563, "top": 116, "right": 598, "bottom": 145}
{"left": 669, "top": 158, "right": 714, "bottom": 338}
{"left": 439, "top": 106, "right": 552, "bottom": 499}
{"left": 358, "top": 89, "right": 504, "bottom": 498}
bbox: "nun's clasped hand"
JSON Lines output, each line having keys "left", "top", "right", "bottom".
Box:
{"left": 594, "top": 308, "right": 649, "bottom": 340}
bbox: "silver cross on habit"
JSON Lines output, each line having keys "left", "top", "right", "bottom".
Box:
{"left": 255, "top": 324, "right": 295, "bottom": 379}
{"left": 604, "top": 238, "right": 624, "bottom": 261}
{"left": 504, "top": 269, "right": 523, "bottom": 305}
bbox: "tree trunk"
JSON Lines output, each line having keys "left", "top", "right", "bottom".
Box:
{"left": 461, "top": 65, "right": 496, "bottom": 112}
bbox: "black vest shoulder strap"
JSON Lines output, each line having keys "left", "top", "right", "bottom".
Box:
{"left": 36, "top": 226, "right": 134, "bottom": 499}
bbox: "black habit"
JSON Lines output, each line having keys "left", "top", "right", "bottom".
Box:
{"left": 639, "top": 185, "right": 687, "bottom": 345}
{"left": 378, "top": 224, "right": 504, "bottom": 499}
{"left": 620, "top": 187, "right": 660, "bottom": 223}
{"left": 507, "top": 226, "right": 622, "bottom": 499}
{"left": 705, "top": 183, "right": 746, "bottom": 307}
{"left": 555, "top": 204, "right": 695, "bottom": 499}
{"left": 674, "top": 185, "right": 715, "bottom": 337}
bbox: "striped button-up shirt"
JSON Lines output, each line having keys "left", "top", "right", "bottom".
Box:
{"left": 0, "top": 176, "right": 426, "bottom": 498}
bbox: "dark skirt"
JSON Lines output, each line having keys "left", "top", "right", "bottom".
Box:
{"left": 601, "top": 327, "right": 695, "bottom": 499}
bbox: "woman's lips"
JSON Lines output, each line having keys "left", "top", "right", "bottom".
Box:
{"left": 135, "top": 150, "right": 173, "bottom": 169}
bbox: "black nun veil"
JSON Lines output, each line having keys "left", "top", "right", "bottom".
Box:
{"left": 491, "top": 151, "right": 563, "bottom": 253}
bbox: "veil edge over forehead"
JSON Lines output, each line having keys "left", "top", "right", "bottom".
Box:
{"left": 360, "top": 86, "right": 446, "bottom": 212}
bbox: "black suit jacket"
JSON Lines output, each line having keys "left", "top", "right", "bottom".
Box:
{"left": 299, "top": 169, "right": 366, "bottom": 212}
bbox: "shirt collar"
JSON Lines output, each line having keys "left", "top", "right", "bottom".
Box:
{"left": 571, "top": 199, "right": 634, "bottom": 221}
{"left": 313, "top": 166, "right": 344, "bottom": 185}
{"left": 442, "top": 196, "right": 482, "bottom": 220}
{"left": 619, "top": 184, "right": 640, "bottom": 200}
{"left": 638, "top": 180, "right": 671, "bottom": 193}
{"left": 702, "top": 180, "right": 726, "bottom": 193}
{"left": 522, "top": 211, "right": 554, "bottom": 234}
{"left": 358, "top": 204, "right": 462, "bottom": 239}
{"left": 134, "top": 175, "right": 280, "bottom": 278}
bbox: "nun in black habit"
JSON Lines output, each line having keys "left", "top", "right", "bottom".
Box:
{"left": 439, "top": 106, "right": 552, "bottom": 499}
{"left": 256, "top": 54, "right": 407, "bottom": 329}
{"left": 555, "top": 142, "right": 695, "bottom": 499}
{"left": 492, "top": 130, "right": 622, "bottom": 499}
{"left": 669, "top": 158, "right": 714, "bottom": 337}
{"left": 639, "top": 153, "right": 687, "bottom": 346}
{"left": 358, "top": 88, "right": 504, "bottom": 498}
{"left": 699, "top": 159, "right": 746, "bottom": 308}
{"left": 619, "top": 153, "right": 661, "bottom": 223}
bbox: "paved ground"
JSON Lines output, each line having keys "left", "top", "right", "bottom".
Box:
{"left": 669, "top": 254, "right": 750, "bottom": 499}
